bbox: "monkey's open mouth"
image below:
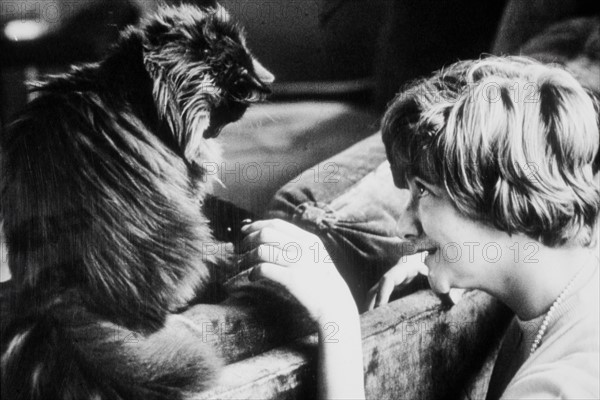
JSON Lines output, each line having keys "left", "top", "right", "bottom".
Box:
{"left": 204, "top": 100, "right": 251, "bottom": 139}
{"left": 203, "top": 125, "right": 224, "bottom": 139}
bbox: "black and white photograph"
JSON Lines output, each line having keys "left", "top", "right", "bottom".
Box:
{"left": 1, "top": 1, "right": 599, "bottom": 399}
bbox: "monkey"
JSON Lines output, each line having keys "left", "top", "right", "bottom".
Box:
{"left": 0, "top": 2, "right": 274, "bottom": 399}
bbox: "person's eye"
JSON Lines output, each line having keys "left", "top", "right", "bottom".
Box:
{"left": 415, "top": 182, "right": 430, "bottom": 198}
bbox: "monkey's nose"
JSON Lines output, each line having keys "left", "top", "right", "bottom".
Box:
{"left": 252, "top": 59, "right": 275, "bottom": 84}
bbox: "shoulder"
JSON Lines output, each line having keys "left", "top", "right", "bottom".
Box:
{"left": 502, "top": 265, "right": 599, "bottom": 399}
{"left": 501, "top": 353, "right": 599, "bottom": 399}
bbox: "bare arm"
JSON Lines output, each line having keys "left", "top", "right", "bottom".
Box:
{"left": 241, "top": 219, "right": 366, "bottom": 400}
{"left": 317, "top": 304, "right": 365, "bottom": 400}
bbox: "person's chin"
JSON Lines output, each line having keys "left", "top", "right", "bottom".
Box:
{"left": 429, "top": 279, "right": 450, "bottom": 296}
{"left": 425, "top": 267, "right": 451, "bottom": 296}
{"left": 423, "top": 250, "right": 436, "bottom": 269}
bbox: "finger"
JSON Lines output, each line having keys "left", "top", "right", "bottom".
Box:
{"left": 448, "top": 288, "right": 465, "bottom": 305}
{"left": 249, "top": 263, "right": 290, "bottom": 286}
{"left": 241, "top": 219, "right": 289, "bottom": 235}
{"left": 401, "top": 252, "right": 428, "bottom": 275}
{"left": 242, "top": 219, "right": 316, "bottom": 241}
{"left": 375, "top": 277, "right": 396, "bottom": 308}
{"left": 239, "top": 244, "right": 291, "bottom": 269}
{"left": 365, "top": 286, "right": 379, "bottom": 311}
{"left": 239, "top": 227, "right": 288, "bottom": 253}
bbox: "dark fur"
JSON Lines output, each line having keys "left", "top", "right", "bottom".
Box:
{"left": 0, "top": 2, "right": 272, "bottom": 399}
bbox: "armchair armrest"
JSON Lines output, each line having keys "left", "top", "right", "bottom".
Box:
{"left": 192, "top": 290, "right": 512, "bottom": 400}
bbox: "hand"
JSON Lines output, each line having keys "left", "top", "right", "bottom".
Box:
{"left": 239, "top": 219, "right": 357, "bottom": 323}
{"left": 240, "top": 219, "right": 365, "bottom": 400}
{"left": 364, "top": 253, "right": 428, "bottom": 311}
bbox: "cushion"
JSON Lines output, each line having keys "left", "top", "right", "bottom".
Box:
{"left": 266, "top": 132, "right": 411, "bottom": 305}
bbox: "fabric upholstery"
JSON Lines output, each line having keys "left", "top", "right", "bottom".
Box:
{"left": 266, "top": 133, "right": 412, "bottom": 305}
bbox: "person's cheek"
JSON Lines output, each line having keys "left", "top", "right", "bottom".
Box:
{"left": 417, "top": 201, "right": 435, "bottom": 236}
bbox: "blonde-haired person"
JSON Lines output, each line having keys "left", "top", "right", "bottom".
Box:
{"left": 240, "top": 56, "right": 600, "bottom": 399}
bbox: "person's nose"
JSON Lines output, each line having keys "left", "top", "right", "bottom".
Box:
{"left": 396, "top": 191, "right": 422, "bottom": 241}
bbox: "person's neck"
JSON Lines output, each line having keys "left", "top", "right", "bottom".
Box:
{"left": 488, "top": 241, "right": 595, "bottom": 321}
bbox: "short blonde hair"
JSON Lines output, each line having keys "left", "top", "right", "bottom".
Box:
{"left": 382, "top": 56, "right": 600, "bottom": 246}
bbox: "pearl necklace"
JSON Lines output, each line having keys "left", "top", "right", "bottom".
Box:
{"left": 529, "top": 268, "right": 583, "bottom": 355}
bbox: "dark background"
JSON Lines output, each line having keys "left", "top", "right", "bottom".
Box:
{"left": 0, "top": 0, "right": 510, "bottom": 122}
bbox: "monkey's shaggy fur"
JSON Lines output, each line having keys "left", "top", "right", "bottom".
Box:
{"left": 0, "top": 2, "right": 272, "bottom": 399}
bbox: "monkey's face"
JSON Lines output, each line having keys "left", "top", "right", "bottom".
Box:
{"left": 141, "top": 3, "right": 274, "bottom": 161}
